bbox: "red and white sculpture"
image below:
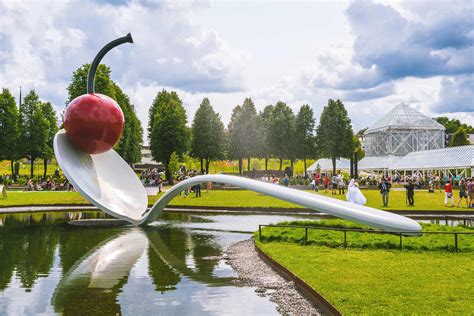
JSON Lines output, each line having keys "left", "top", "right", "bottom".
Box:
{"left": 54, "top": 34, "right": 421, "bottom": 233}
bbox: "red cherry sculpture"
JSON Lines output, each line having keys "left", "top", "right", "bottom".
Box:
{"left": 64, "top": 93, "right": 125, "bottom": 154}
{"left": 64, "top": 33, "right": 133, "bottom": 154}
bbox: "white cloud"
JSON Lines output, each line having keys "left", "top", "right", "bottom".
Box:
{"left": 0, "top": 0, "right": 246, "bottom": 115}
{"left": 0, "top": 0, "right": 472, "bottom": 139}
{"left": 432, "top": 75, "right": 474, "bottom": 113}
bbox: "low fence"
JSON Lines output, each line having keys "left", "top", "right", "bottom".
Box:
{"left": 258, "top": 224, "right": 474, "bottom": 251}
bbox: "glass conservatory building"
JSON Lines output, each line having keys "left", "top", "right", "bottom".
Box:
{"left": 362, "top": 104, "right": 445, "bottom": 157}
{"left": 306, "top": 104, "right": 472, "bottom": 178}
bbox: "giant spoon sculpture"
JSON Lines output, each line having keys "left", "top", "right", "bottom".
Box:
{"left": 54, "top": 34, "right": 421, "bottom": 233}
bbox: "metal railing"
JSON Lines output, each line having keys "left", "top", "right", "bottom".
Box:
{"left": 258, "top": 224, "right": 474, "bottom": 251}
{"left": 442, "top": 215, "right": 473, "bottom": 227}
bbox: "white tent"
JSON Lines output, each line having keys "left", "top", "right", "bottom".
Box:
{"left": 307, "top": 158, "right": 351, "bottom": 174}
{"left": 390, "top": 145, "right": 474, "bottom": 177}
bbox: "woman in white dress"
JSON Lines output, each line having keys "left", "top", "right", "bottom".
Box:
{"left": 346, "top": 179, "right": 367, "bottom": 205}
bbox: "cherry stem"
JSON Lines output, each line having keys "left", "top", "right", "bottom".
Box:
{"left": 87, "top": 33, "right": 134, "bottom": 94}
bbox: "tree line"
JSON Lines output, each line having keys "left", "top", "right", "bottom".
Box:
{"left": 148, "top": 90, "right": 357, "bottom": 183}
{"left": 0, "top": 64, "right": 143, "bottom": 179}
{"left": 435, "top": 117, "right": 472, "bottom": 147}
{"left": 0, "top": 88, "right": 57, "bottom": 179}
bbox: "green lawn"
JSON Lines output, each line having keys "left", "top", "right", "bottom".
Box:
{"left": 256, "top": 220, "right": 474, "bottom": 314}
{"left": 0, "top": 188, "right": 470, "bottom": 211}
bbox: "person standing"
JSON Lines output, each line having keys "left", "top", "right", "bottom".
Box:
{"left": 378, "top": 178, "right": 391, "bottom": 207}
{"left": 337, "top": 174, "right": 345, "bottom": 195}
{"left": 283, "top": 174, "right": 290, "bottom": 187}
{"left": 183, "top": 175, "right": 190, "bottom": 198}
{"left": 467, "top": 177, "right": 474, "bottom": 208}
{"left": 323, "top": 175, "right": 329, "bottom": 193}
{"left": 444, "top": 180, "right": 454, "bottom": 207}
{"left": 434, "top": 175, "right": 441, "bottom": 192}
{"left": 194, "top": 183, "right": 201, "bottom": 197}
{"left": 404, "top": 180, "right": 415, "bottom": 206}
{"left": 331, "top": 174, "right": 338, "bottom": 195}
{"left": 457, "top": 179, "right": 468, "bottom": 208}
{"left": 157, "top": 174, "right": 163, "bottom": 193}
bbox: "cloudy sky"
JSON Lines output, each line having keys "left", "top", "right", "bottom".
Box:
{"left": 1, "top": 0, "right": 473, "bottom": 141}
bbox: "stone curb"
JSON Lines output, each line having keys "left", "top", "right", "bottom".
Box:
{"left": 254, "top": 241, "right": 342, "bottom": 316}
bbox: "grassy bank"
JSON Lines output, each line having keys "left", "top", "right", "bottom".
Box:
{"left": 0, "top": 188, "right": 470, "bottom": 211}
{"left": 256, "top": 220, "right": 474, "bottom": 314}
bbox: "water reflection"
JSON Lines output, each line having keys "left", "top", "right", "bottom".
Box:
{"left": 53, "top": 229, "right": 148, "bottom": 314}
{"left": 0, "top": 212, "right": 278, "bottom": 315}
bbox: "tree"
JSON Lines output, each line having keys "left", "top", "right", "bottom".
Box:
{"left": 227, "top": 98, "right": 261, "bottom": 175}
{"left": 149, "top": 90, "right": 188, "bottom": 184}
{"left": 66, "top": 64, "right": 143, "bottom": 164}
{"left": 351, "top": 135, "right": 365, "bottom": 179}
{"left": 357, "top": 127, "right": 368, "bottom": 136}
{"left": 148, "top": 90, "right": 181, "bottom": 142}
{"left": 227, "top": 105, "right": 244, "bottom": 175}
{"left": 295, "top": 104, "right": 316, "bottom": 177}
{"left": 239, "top": 98, "right": 261, "bottom": 171}
{"left": 435, "top": 117, "right": 473, "bottom": 134}
{"left": 112, "top": 83, "right": 143, "bottom": 165}
{"left": 268, "top": 101, "right": 296, "bottom": 171}
{"left": 450, "top": 127, "right": 470, "bottom": 147}
{"left": 316, "top": 99, "right": 354, "bottom": 175}
{"left": 190, "top": 98, "right": 226, "bottom": 174}
{"left": 258, "top": 105, "right": 273, "bottom": 171}
{"left": 19, "top": 90, "right": 49, "bottom": 177}
{"left": 168, "top": 152, "right": 180, "bottom": 181}
{"left": 66, "top": 64, "right": 115, "bottom": 102}
{"left": 0, "top": 88, "right": 19, "bottom": 177}
{"left": 40, "top": 102, "right": 58, "bottom": 179}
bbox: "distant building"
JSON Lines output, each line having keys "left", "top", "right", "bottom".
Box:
{"left": 358, "top": 104, "right": 446, "bottom": 173}
{"left": 132, "top": 146, "right": 165, "bottom": 172}
{"left": 357, "top": 104, "right": 473, "bottom": 178}
{"left": 362, "top": 103, "right": 445, "bottom": 157}
{"left": 306, "top": 104, "right": 473, "bottom": 178}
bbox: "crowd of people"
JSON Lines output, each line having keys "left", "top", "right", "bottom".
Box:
{"left": 307, "top": 172, "right": 474, "bottom": 208}
{"left": 5, "top": 165, "right": 473, "bottom": 209}
{"left": 259, "top": 174, "right": 282, "bottom": 184}
{"left": 26, "top": 177, "right": 73, "bottom": 191}
{"left": 140, "top": 169, "right": 164, "bottom": 192}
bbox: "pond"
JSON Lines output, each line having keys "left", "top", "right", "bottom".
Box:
{"left": 0, "top": 211, "right": 308, "bottom": 315}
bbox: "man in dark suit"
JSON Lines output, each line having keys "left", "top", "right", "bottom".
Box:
{"left": 404, "top": 180, "right": 415, "bottom": 206}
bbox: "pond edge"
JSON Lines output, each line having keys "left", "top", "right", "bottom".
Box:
{"left": 254, "top": 240, "right": 342, "bottom": 316}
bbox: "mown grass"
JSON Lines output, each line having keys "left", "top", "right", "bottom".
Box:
{"left": 256, "top": 220, "right": 474, "bottom": 315}
{"left": 0, "top": 188, "right": 470, "bottom": 212}
{"left": 258, "top": 219, "right": 474, "bottom": 252}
